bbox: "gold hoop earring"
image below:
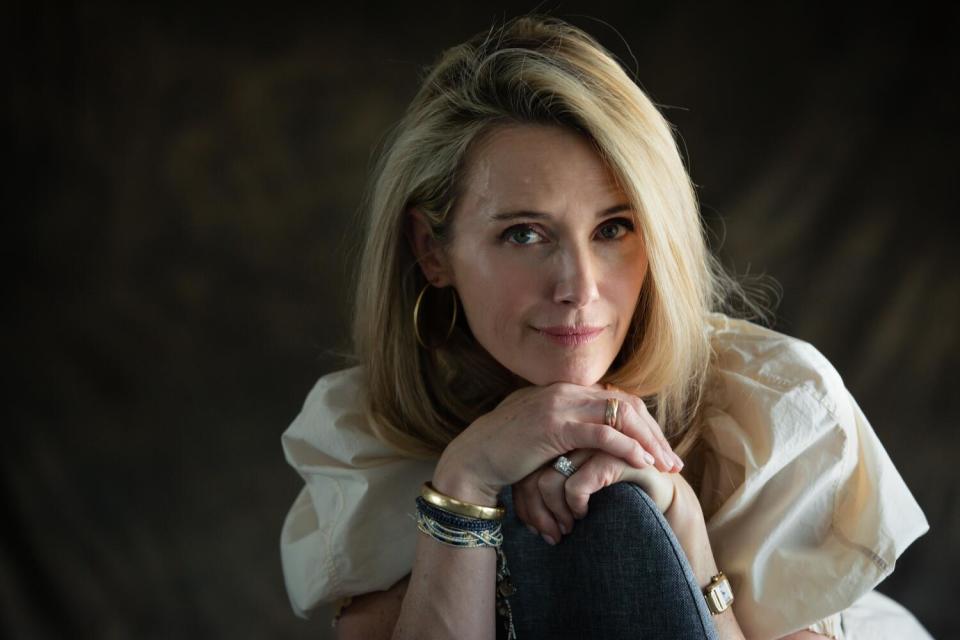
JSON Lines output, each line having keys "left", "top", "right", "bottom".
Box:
{"left": 413, "top": 284, "right": 458, "bottom": 349}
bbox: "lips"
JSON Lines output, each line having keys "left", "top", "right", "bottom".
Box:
{"left": 538, "top": 325, "right": 605, "bottom": 336}
{"left": 536, "top": 325, "right": 605, "bottom": 346}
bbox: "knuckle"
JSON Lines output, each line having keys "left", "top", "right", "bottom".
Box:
{"left": 643, "top": 435, "right": 663, "bottom": 455}
{"left": 540, "top": 393, "right": 559, "bottom": 414}
{"left": 564, "top": 476, "right": 586, "bottom": 498}
{"left": 632, "top": 396, "right": 651, "bottom": 417}
{"left": 551, "top": 381, "right": 575, "bottom": 394}
{"left": 595, "top": 425, "right": 617, "bottom": 448}
{"left": 545, "top": 383, "right": 567, "bottom": 401}
{"left": 555, "top": 419, "right": 577, "bottom": 447}
{"left": 601, "top": 463, "right": 620, "bottom": 484}
{"left": 592, "top": 452, "right": 615, "bottom": 467}
{"left": 536, "top": 473, "right": 555, "bottom": 491}
{"left": 565, "top": 492, "right": 586, "bottom": 514}
{"left": 533, "top": 514, "right": 556, "bottom": 533}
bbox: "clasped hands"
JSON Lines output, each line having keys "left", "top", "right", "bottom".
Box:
{"left": 435, "top": 381, "right": 705, "bottom": 550}
{"left": 511, "top": 387, "right": 693, "bottom": 547}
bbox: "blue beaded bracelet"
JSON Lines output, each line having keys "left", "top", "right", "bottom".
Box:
{"left": 412, "top": 492, "right": 517, "bottom": 639}
{"left": 416, "top": 497, "right": 503, "bottom": 533}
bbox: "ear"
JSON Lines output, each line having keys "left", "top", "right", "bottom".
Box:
{"left": 406, "top": 207, "right": 454, "bottom": 287}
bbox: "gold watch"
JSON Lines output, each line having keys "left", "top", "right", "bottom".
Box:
{"left": 703, "top": 571, "right": 734, "bottom": 615}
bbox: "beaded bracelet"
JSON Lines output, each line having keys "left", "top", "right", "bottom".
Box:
{"left": 413, "top": 489, "right": 517, "bottom": 639}
{"left": 416, "top": 497, "right": 503, "bottom": 540}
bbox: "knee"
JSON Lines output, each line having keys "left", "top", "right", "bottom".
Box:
{"left": 574, "top": 482, "right": 673, "bottom": 543}
{"left": 500, "top": 482, "right": 675, "bottom": 549}
{"left": 589, "top": 482, "right": 663, "bottom": 521}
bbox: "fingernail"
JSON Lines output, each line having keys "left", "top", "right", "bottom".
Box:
{"left": 542, "top": 534, "right": 556, "bottom": 546}
{"left": 526, "top": 524, "right": 538, "bottom": 536}
{"left": 643, "top": 451, "right": 656, "bottom": 465}
{"left": 559, "top": 523, "right": 569, "bottom": 535}
{"left": 674, "top": 454, "right": 684, "bottom": 470}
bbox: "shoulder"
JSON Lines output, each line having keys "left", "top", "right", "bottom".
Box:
{"left": 697, "top": 315, "right": 930, "bottom": 640}
{"left": 294, "top": 365, "right": 366, "bottom": 422}
{"left": 281, "top": 365, "right": 399, "bottom": 468}
{"left": 703, "top": 312, "right": 849, "bottom": 422}
{"left": 696, "top": 313, "right": 860, "bottom": 521}
{"left": 279, "top": 365, "right": 435, "bottom": 617}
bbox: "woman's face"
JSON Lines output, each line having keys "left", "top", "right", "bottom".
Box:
{"left": 413, "top": 123, "right": 648, "bottom": 386}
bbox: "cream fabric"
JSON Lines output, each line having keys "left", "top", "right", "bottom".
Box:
{"left": 842, "top": 590, "right": 933, "bottom": 639}
{"left": 279, "top": 313, "right": 930, "bottom": 639}
{"left": 805, "top": 611, "right": 843, "bottom": 639}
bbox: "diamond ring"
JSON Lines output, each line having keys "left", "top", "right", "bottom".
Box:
{"left": 552, "top": 455, "right": 578, "bottom": 477}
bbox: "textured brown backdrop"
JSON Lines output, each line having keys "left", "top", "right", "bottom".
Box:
{"left": 4, "top": 1, "right": 957, "bottom": 638}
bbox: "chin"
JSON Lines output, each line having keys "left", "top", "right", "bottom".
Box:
{"left": 514, "top": 361, "right": 609, "bottom": 388}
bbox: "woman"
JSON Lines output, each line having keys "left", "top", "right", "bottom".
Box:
{"left": 279, "top": 15, "right": 930, "bottom": 640}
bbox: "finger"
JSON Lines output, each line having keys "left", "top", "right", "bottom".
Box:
{"left": 580, "top": 390, "right": 675, "bottom": 472}
{"left": 537, "top": 471, "right": 575, "bottom": 537}
{"left": 617, "top": 461, "right": 677, "bottom": 514}
{"left": 560, "top": 421, "right": 655, "bottom": 470}
{"left": 514, "top": 474, "right": 563, "bottom": 544}
{"left": 563, "top": 452, "right": 623, "bottom": 518}
{"left": 548, "top": 384, "right": 675, "bottom": 471}
{"left": 614, "top": 400, "right": 679, "bottom": 473}
{"left": 621, "top": 394, "right": 684, "bottom": 471}
{"left": 539, "top": 449, "right": 594, "bottom": 534}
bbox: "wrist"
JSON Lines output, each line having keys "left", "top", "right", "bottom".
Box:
{"left": 432, "top": 459, "right": 501, "bottom": 508}
{"left": 665, "top": 477, "right": 716, "bottom": 587}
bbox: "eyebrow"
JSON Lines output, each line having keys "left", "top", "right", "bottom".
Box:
{"left": 489, "top": 203, "right": 633, "bottom": 222}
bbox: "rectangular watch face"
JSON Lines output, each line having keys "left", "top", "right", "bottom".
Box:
{"left": 710, "top": 579, "right": 734, "bottom": 610}
{"left": 716, "top": 579, "right": 733, "bottom": 604}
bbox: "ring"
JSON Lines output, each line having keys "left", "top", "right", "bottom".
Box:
{"left": 604, "top": 397, "right": 620, "bottom": 430}
{"left": 552, "top": 455, "right": 578, "bottom": 477}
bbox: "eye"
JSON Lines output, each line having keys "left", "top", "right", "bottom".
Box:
{"left": 596, "top": 217, "right": 635, "bottom": 241}
{"left": 501, "top": 224, "right": 545, "bottom": 245}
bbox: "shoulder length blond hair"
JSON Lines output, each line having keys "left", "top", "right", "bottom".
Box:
{"left": 351, "top": 14, "right": 769, "bottom": 461}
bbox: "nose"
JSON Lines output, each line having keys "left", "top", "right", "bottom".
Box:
{"left": 552, "top": 242, "right": 600, "bottom": 308}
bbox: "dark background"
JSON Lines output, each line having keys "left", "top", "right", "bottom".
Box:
{"left": 4, "top": 1, "right": 957, "bottom": 638}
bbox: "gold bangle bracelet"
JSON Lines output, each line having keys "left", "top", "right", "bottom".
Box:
{"left": 421, "top": 481, "right": 505, "bottom": 521}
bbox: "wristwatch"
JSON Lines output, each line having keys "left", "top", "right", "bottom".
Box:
{"left": 703, "top": 571, "right": 734, "bottom": 615}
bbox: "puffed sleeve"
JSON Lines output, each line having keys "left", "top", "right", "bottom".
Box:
{"left": 696, "top": 315, "right": 929, "bottom": 640}
{"left": 279, "top": 366, "right": 438, "bottom": 618}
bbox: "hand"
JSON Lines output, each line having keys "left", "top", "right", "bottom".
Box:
{"left": 513, "top": 447, "right": 680, "bottom": 543}
{"left": 433, "top": 382, "right": 681, "bottom": 508}
{"left": 511, "top": 387, "right": 683, "bottom": 543}
{"left": 518, "top": 452, "right": 713, "bottom": 589}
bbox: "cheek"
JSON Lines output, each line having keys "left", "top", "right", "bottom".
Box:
{"left": 605, "top": 247, "right": 648, "bottom": 315}
{"left": 452, "top": 252, "right": 541, "bottom": 339}
{"left": 625, "top": 253, "right": 648, "bottom": 296}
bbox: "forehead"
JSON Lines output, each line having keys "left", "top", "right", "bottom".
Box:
{"left": 455, "top": 123, "right": 626, "bottom": 221}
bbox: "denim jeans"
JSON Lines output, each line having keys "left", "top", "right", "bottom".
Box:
{"left": 495, "top": 482, "right": 719, "bottom": 640}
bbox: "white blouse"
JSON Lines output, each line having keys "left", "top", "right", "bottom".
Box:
{"left": 279, "top": 313, "right": 931, "bottom": 639}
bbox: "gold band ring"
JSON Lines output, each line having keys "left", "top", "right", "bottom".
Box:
{"left": 604, "top": 397, "right": 620, "bottom": 430}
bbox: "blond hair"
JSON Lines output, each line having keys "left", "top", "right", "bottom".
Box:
{"left": 351, "top": 14, "right": 773, "bottom": 461}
